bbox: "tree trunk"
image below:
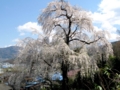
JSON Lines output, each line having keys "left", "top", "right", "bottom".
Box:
{"left": 29, "top": 61, "right": 34, "bottom": 76}
{"left": 61, "top": 35, "right": 70, "bottom": 90}
{"left": 61, "top": 60, "right": 69, "bottom": 90}
{"left": 65, "top": 35, "right": 69, "bottom": 46}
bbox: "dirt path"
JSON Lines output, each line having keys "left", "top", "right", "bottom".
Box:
{"left": 0, "top": 84, "right": 12, "bottom": 90}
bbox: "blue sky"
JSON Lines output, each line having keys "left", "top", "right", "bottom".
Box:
{"left": 0, "top": 0, "right": 120, "bottom": 47}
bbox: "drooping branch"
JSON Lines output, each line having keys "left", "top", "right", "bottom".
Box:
{"left": 69, "top": 25, "right": 79, "bottom": 38}
{"left": 56, "top": 14, "right": 67, "bottom": 18}
{"left": 43, "top": 59, "right": 52, "bottom": 67}
{"left": 69, "top": 37, "right": 101, "bottom": 44}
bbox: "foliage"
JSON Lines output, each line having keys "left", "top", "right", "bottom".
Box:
{"left": 69, "top": 56, "right": 120, "bottom": 90}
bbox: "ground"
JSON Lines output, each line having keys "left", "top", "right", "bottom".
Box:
{"left": 0, "top": 83, "right": 12, "bottom": 90}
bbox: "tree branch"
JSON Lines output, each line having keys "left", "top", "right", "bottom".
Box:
{"left": 69, "top": 37, "right": 101, "bottom": 44}
{"left": 50, "top": 9, "right": 57, "bottom": 12}
{"left": 60, "top": 4, "right": 73, "bottom": 36}
{"left": 55, "top": 24, "right": 67, "bottom": 36}
{"left": 61, "top": 6, "right": 67, "bottom": 13}
{"left": 61, "top": 5, "right": 70, "bottom": 19}
{"left": 56, "top": 14, "right": 67, "bottom": 18}
{"left": 50, "top": 5, "right": 57, "bottom": 12}
{"left": 69, "top": 25, "right": 79, "bottom": 38}
{"left": 43, "top": 59, "right": 52, "bottom": 67}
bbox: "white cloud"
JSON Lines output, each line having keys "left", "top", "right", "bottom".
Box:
{"left": 4, "top": 45, "right": 14, "bottom": 48}
{"left": 17, "top": 22, "right": 43, "bottom": 35}
{"left": 20, "top": 32, "right": 25, "bottom": 36}
{"left": 91, "top": 0, "right": 120, "bottom": 41}
{"left": 99, "top": 0, "right": 120, "bottom": 13}
{"left": 17, "top": 22, "right": 57, "bottom": 41}
{"left": 110, "top": 33, "right": 119, "bottom": 41}
{"left": 13, "top": 38, "right": 21, "bottom": 43}
{"left": 94, "top": 26, "right": 102, "bottom": 31}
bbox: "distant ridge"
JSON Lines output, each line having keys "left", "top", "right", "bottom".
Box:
{"left": 0, "top": 46, "right": 20, "bottom": 61}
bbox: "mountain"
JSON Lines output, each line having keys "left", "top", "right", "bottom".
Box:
{"left": 112, "top": 40, "right": 120, "bottom": 57}
{"left": 0, "top": 46, "right": 20, "bottom": 61}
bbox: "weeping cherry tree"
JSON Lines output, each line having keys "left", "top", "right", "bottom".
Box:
{"left": 8, "top": 0, "right": 113, "bottom": 90}
{"left": 37, "top": 0, "right": 113, "bottom": 89}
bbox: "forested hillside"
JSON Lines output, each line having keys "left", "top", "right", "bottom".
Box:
{"left": 112, "top": 40, "right": 120, "bottom": 57}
